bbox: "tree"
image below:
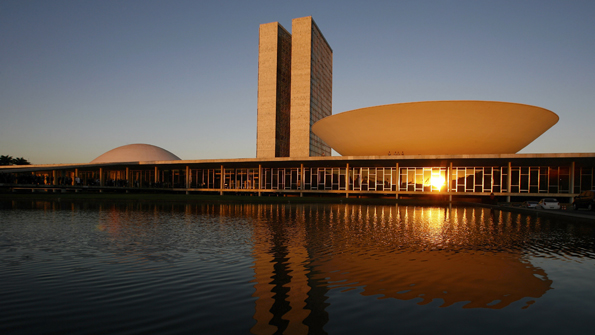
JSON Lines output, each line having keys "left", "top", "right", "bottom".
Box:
{"left": 12, "top": 157, "right": 31, "bottom": 165}
{"left": 0, "top": 155, "right": 13, "bottom": 166}
{"left": 0, "top": 155, "right": 31, "bottom": 165}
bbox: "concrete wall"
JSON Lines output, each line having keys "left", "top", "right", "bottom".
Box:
{"left": 290, "top": 17, "right": 333, "bottom": 158}
{"left": 256, "top": 23, "right": 292, "bottom": 158}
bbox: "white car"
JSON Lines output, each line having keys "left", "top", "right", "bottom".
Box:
{"left": 538, "top": 198, "right": 560, "bottom": 210}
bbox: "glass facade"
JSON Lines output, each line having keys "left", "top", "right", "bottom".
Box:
{"left": 148, "top": 165, "right": 593, "bottom": 194}
{"left": 3, "top": 160, "right": 594, "bottom": 198}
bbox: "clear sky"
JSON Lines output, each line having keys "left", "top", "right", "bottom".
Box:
{"left": 1, "top": 0, "right": 594, "bottom": 164}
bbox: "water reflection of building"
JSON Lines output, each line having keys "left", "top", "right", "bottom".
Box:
{"left": 244, "top": 204, "right": 553, "bottom": 333}
{"left": 6, "top": 200, "right": 555, "bottom": 333}
{"left": 250, "top": 205, "right": 329, "bottom": 335}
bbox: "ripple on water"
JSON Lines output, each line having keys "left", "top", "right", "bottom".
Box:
{"left": 1, "top": 203, "right": 595, "bottom": 334}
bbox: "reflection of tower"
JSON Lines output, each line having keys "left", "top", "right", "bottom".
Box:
{"left": 250, "top": 205, "right": 329, "bottom": 334}
{"left": 257, "top": 16, "right": 332, "bottom": 158}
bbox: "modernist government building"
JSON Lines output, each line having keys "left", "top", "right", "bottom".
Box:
{"left": 2, "top": 17, "right": 594, "bottom": 202}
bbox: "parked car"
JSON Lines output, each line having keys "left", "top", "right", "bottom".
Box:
{"left": 538, "top": 198, "right": 560, "bottom": 210}
{"left": 522, "top": 201, "right": 539, "bottom": 209}
{"left": 573, "top": 190, "right": 595, "bottom": 211}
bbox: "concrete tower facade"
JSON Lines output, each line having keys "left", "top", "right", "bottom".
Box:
{"left": 256, "top": 16, "right": 332, "bottom": 158}
{"left": 289, "top": 16, "right": 333, "bottom": 158}
{"left": 256, "top": 22, "right": 292, "bottom": 158}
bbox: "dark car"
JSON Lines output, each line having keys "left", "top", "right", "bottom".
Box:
{"left": 573, "top": 190, "right": 595, "bottom": 210}
{"left": 522, "top": 201, "right": 539, "bottom": 209}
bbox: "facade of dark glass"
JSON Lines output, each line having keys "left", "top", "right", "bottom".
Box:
{"left": 2, "top": 154, "right": 594, "bottom": 202}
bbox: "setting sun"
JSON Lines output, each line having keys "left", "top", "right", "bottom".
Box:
{"left": 430, "top": 175, "right": 446, "bottom": 190}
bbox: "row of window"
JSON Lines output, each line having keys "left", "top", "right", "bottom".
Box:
{"left": 18, "top": 166, "right": 595, "bottom": 194}
{"left": 160, "top": 166, "right": 594, "bottom": 194}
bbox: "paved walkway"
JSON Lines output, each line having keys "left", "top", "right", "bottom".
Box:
{"left": 491, "top": 204, "right": 595, "bottom": 221}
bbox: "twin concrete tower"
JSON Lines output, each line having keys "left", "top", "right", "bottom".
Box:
{"left": 256, "top": 16, "right": 333, "bottom": 158}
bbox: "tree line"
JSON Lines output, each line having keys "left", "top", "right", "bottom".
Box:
{"left": 0, "top": 155, "right": 31, "bottom": 165}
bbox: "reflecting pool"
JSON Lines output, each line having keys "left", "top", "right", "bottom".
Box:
{"left": 1, "top": 200, "right": 595, "bottom": 334}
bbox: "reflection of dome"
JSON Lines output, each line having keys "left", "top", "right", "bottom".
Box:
{"left": 307, "top": 206, "right": 552, "bottom": 309}
{"left": 312, "top": 101, "right": 559, "bottom": 156}
{"left": 316, "top": 249, "right": 551, "bottom": 309}
{"left": 90, "top": 144, "right": 181, "bottom": 163}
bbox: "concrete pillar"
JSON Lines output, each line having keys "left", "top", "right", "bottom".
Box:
{"left": 257, "top": 165, "right": 262, "bottom": 196}
{"left": 507, "top": 161, "right": 512, "bottom": 203}
{"left": 73, "top": 168, "right": 80, "bottom": 189}
{"left": 447, "top": 162, "right": 452, "bottom": 192}
{"left": 185, "top": 166, "right": 190, "bottom": 189}
{"left": 300, "top": 164, "right": 304, "bottom": 198}
{"left": 154, "top": 166, "right": 158, "bottom": 185}
{"left": 395, "top": 162, "right": 399, "bottom": 199}
{"left": 125, "top": 167, "right": 129, "bottom": 187}
{"left": 447, "top": 162, "right": 452, "bottom": 202}
{"left": 346, "top": 163, "right": 350, "bottom": 198}
{"left": 220, "top": 165, "right": 224, "bottom": 196}
{"left": 99, "top": 168, "right": 104, "bottom": 187}
{"left": 570, "top": 161, "right": 575, "bottom": 195}
{"left": 74, "top": 168, "right": 80, "bottom": 192}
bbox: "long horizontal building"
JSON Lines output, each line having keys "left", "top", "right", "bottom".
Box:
{"left": 2, "top": 18, "right": 593, "bottom": 203}
{"left": 1, "top": 147, "right": 594, "bottom": 203}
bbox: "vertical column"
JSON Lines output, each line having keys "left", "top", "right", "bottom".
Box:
{"left": 52, "top": 170, "right": 57, "bottom": 186}
{"left": 186, "top": 166, "right": 190, "bottom": 194}
{"left": 395, "top": 162, "right": 399, "bottom": 199}
{"left": 154, "top": 166, "right": 158, "bottom": 185}
{"left": 448, "top": 162, "right": 452, "bottom": 202}
{"left": 346, "top": 163, "right": 350, "bottom": 198}
{"left": 258, "top": 164, "right": 262, "bottom": 197}
{"left": 570, "top": 161, "right": 575, "bottom": 196}
{"left": 300, "top": 164, "right": 304, "bottom": 198}
{"left": 125, "top": 167, "right": 129, "bottom": 189}
{"left": 220, "top": 165, "right": 224, "bottom": 196}
{"left": 507, "top": 162, "right": 512, "bottom": 203}
{"left": 74, "top": 168, "right": 79, "bottom": 192}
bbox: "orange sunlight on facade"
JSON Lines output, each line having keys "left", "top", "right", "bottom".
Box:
{"left": 257, "top": 16, "right": 332, "bottom": 159}
{"left": 312, "top": 101, "right": 558, "bottom": 156}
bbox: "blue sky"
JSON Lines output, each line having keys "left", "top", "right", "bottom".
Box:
{"left": 1, "top": 0, "right": 594, "bottom": 164}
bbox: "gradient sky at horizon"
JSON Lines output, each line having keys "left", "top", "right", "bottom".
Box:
{"left": 1, "top": 0, "right": 594, "bottom": 164}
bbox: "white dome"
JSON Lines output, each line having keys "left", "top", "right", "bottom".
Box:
{"left": 90, "top": 144, "right": 181, "bottom": 163}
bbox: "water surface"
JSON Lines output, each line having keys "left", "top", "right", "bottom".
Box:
{"left": 1, "top": 200, "right": 594, "bottom": 334}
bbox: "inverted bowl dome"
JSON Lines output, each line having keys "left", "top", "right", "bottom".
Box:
{"left": 312, "top": 101, "right": 558, "bottom": 156}
{"left": 91, "top": 144, "right": 181, "bottom": 163}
